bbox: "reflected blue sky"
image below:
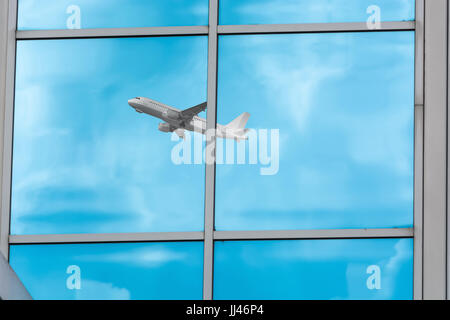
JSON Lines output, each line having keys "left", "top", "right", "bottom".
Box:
{"left": 214, "top": 239, "right": 413, "bottom": 300}
{"left": 220, "top": 0, "right": 415, "bottom": 25}
{"left": 216, "top": 32, "right": 415, "bottom": 230}
{"left": 10, "top": 242, "right": 203, "bottom": 300}
{"left": 12, "top": 37, "right": 207, "bottom": 234}
{"left": 18, "top": 0, "right": 209, "bottom": 30}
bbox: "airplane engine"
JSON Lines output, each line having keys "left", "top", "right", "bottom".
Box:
{"left": 158, "top": 123, "right": 172, "bottom": 133}
{"left": 174, "top": 129, "right": 185, "bottom": 139}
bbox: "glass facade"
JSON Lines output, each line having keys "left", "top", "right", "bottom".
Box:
{"left": 219, "top": 0, "right": 415, "bottom": 25}
{"left": 7, "top": 1, "right": 417, "bottom": 300}
{"left": 216, "top": 32, "right": 415, "bottom": 231}
{"left": 18, "top": 0, "right": 209, "bottom": 30}
{"left": 12, "top": 37, "right": 207, "bottom": 235}
{"left": 10, "top": 242, "right": 204, "bottom": 300}
{"left": 214, "top": 239, "right": 413, "bottom": 300}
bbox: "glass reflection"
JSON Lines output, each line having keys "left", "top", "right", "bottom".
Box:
{"left": 18, "top": 0, "right": 209, "bottom": 30}
{"left": 12, "top": 37, "right": 207, "bottom": 234}
{"left": 214, "top": 239, "right": 413, "bottom": 300}
{"left": 219, "top": 0, "right": 415, "bottom": 25}
{"left": 216, "top": 32, "right": 415, "bottom": 230}
{"left": 10, "top": 242, "right": 204, "bottom": 300}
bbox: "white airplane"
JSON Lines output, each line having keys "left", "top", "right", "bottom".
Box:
{"left": 128, "top": 97, "right": 250, "bottom": 141}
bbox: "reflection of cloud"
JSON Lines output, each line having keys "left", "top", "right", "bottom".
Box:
{"left": 233, "top": 0, "right": 414, "bottom": 24}
{"left": 346, "top": 106, "right": 413, "bottom": 176}
{"left": 255, "top": 58, "right": 343, "bottom": 131}
{"left": 271, "top": 239, "right": 380, "bottom": 262}
{"left": 18, "top": 0, "right": 208, "bottom": 29}
{"left": 398, "top": 0, "right": 415, "bottom": 18}
{"left": 237, "top": 0, "right": 340, "bottom": 22}
{"left": 190, "top": 3, "right": 209, "bottom": 17}
{"left": 378, "top": 239, "right": 413, "bottom": 298}
{"left": 75, "top": 280, "right": 130, "bottom": 300}
{"left": 76, "top": 247, "right": 186, "bottom": 268}
{"left": 342, "top": 239, "right": 413, "bottom": 300}
{"left": 257, "top": 239, "right": 412, "bottom": 300}
{"left": 240, "top": 35, "right": 345, "bottom": 132}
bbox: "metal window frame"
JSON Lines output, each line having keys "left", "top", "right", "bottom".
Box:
{"left": 203, "top": 0, "right": 219, "bottom": 301}
{"left": 414, "top": 0, "right": 425, "bottom": 301}
{"left": 1, "top": 0, "right": 17, "bottom": 260}
{"left": 423, "top": 0, "right": 448, "bottom": 300}
{"left": 448, "top": 0, "right": 450, "bottom": 301}
{"left": 0, "top": 0, "right": 430, "bottom": 300}
{"left": 0, "top": 0, "right": 8, "bottom": 260}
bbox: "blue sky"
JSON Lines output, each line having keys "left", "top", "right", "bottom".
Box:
{"left": 214, "top": 238, "right": 413, "bottom": 300}
{"left": 216, "top": 31, "right": 415, "bottom": 230}
{"left": 220, "top": 0, "right": 415, "bottom": 25}
{"left": 12, "top": 37, "right": 208, "bottom": 234}
{"left": 18, "top": 0, "right": 209, "bottom": 29}
{"left": 10, "top": 242, "right": 203, "bottom": 300}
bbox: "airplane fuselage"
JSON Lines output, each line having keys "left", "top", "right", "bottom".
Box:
{"left": 128, "top": 97, "right": 250, "bottom": 141}
{"left": 128, "top": 97, "right": 207, "bottom": 134}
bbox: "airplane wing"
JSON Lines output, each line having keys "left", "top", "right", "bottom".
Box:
{"left": 180, "top": 102, "right": 207, "bottom": 120}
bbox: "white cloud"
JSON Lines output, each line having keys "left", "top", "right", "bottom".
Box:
{"left": 344, "top": 239, "right": 413, "bottom": 299}
{"left": 235, "top": 0, "right": 414, "bottom": 24}
{"left": 345, "top": 106, "right": 413, "bottom": 176}
{"left": 76, "top": 246, "right": 187, "bottom": 268}
{"left": 74, "top": 279, "right": 131, "bottom": 300}
{"left": 242, "top": 35, "right": 345, "bottom": 133}
{"left": 271, "top": 240, "right": 373, "bottom": 262}
{"left": 190, "top": 3, "right": 209, "bottom": 17}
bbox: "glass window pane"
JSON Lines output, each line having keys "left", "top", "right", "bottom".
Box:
{"left": 214, "top": 239, "right": 413, "bottom": 300}
{"left": 18, "top": 0, "right": 209, "bottom": 30}
{"left": 219, "top": 0, "right": 415, "bottom": 25}
{"left": 10, "top": 242, "right": 203, "bottom": 300}
{"left": 216, "top": 32, "right": 414, "bottom": 231}
{"left": 12, "top": 37, "right": 207, "bottom": 235}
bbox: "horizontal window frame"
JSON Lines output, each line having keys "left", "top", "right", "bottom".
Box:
{"left": 15, "top": 21, "right": 415, "bottom": 40}
{"left": 16, "top": 26, "right": 209, "bottom": 40}
{"left": 9, "top": 228, "right": 413, "bottom": 245}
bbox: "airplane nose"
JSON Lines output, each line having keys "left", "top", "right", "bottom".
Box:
{"left": 128, "top": 99, "right": 137, "bottom": 108}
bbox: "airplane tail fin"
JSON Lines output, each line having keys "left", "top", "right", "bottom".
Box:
{"left": 226, "top": 112, "right": 250, "bottom": 130}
